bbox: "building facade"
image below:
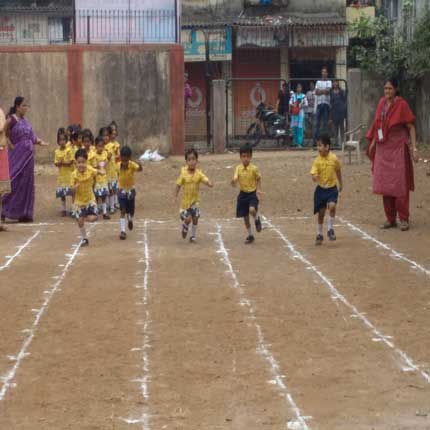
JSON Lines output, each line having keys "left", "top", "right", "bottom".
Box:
{"left": 182, "top": 0, "right": 349, "bottom": 142}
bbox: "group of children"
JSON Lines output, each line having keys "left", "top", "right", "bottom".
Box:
{"left": 175, "top": 134, "right": 341, "bottom": 246}
{"left": 55, "top": 121, "right": 342, "bottom": 246}
{"left": 54, "top": 122, "right": 142, "bottom": 245}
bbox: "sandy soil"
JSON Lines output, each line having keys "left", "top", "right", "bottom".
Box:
{"left": 0, "top": 150, "right": 430, "bottom": 429}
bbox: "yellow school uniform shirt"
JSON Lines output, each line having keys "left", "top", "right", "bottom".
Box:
{"left": 176, "top": 167, "right": 209, "bottom": 210}
{"left": 234, "top": 163, "right": 261, "bottom": 193}
{"left": 116, "top": 161, "right": 140, "bottom": 191}
{"left": 91, "top": 150, "right": 109, "bottom": 187}
{"left": 106, "top": 141, "right": 120, "bottom": 181}
{"left": 70, "top": 166, "right": 97, "bottom": 207}
{"left": 54, "top": 147, "right": 74, "bottom": 187}
{"left": 310, "top": 152, "right": 341, "bottom": 188}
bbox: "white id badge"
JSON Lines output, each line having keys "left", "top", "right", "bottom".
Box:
{"left": 377, "top": 129, "right": 383, "bottom": 140}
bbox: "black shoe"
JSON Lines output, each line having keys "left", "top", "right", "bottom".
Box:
{"left": 81, "top": 238, "right": 89, "bottom": 247}
{"left": 245, "top": 235, "right": 255, "bottom": 244}
{"left": 103, "top": 214, "right": 111, "bottom": 220}
{"left": 181, "top": 224, "right": 188, "bottom": 239}
{"left": 315, "top": 234, "right": 323, "bottom": 246}
{"left": 128, "top": 219, "right": 133, "bottom": 231}
{"left": 120, "top": 231, "right": 127, "bottom": 240}
{"left": 327, "top": 229, "right": 336, "bottom": 241}
{"left": 255, "top": 216, "right": 262, "bottom": 233}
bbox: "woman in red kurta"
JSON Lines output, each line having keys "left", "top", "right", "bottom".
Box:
{"left": 366, "top": 78, "right": 418, "bottom": 231}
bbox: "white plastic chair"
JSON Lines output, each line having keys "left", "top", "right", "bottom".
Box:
{"left": 342, "top": 124, "right": 363, "bottom": 164}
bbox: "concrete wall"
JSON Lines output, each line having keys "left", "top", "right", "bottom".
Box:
{"left": 416, "top": 73, "right": 430, "bottom": 145}
{"left": 288, "top": 0, "right": 345, "bottom": 13}
{"left": 347, "top": 68, "right": 384, "bottom": 137}
{"left": 348, "top": 68, "right": 430, "bottom": 145}
{"left": 0, "top": 44, "right": 184, "bottom": 161}
{"left": 82, "top": 50, "right": 171, "bottom": 154}
{"left": 0, "top": 52, "right": 69, "bottom": 150}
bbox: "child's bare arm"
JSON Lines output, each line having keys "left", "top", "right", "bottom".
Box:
{"left": 203, "top": 178, "right": 214, "bottom": 188}
{"left": 312, "top": 174, "right": 320, "bottom": 183}
{"left": 336, "top": 169, "right": 343, "bottom": 192}
{"left": 136, "top": 161, "right": 143, "bottom": 172}
{"left": 174, "top": 184, "right": 181, "bottom": 200}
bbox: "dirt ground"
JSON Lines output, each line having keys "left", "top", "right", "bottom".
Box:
{"left": 0, "top": 150, "right": 430, "bottom": 430}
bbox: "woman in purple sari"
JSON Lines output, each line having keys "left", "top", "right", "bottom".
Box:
{"left": 1, "top": 97, "right": 48, "bottom": 223}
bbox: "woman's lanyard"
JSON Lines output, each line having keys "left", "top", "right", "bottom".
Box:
{"left": 378, "top": 100, "right": 391, "bottom": 141}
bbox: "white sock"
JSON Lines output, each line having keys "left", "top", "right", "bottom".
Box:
{"left": 79, "top": 225, "right": 87, "bottom": 239}
{"left": 328, "top": 216, "right": 334, "bottom": 231}
{"left": 102, "top": 203, "right": 107, "bottom": 215}
{"left": 120, "top": 218, "right": 126, "bottom": 233}
{"left": 191, "top": 224, "right": 197, "bottom": 237}
{"left": 61, "top": 199, "right": 66, "bottom": 211}
{"left": 317, "top": 224, "right": 323, "bottom": 235}
{"left": 110, "top": 195, "right": 115, "bottom": 209}
{"left": 247, "top": 226, "right": 252, "bottom": 236}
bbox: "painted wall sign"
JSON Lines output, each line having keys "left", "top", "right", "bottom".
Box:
{"left": 182, "top": 28, "right": 232, "bottom": 62}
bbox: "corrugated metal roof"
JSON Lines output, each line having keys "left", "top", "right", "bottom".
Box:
{"left": 234, "top": 12, "right": 346, "bottom": 27}
{"left": 182, "top": 8, "right": 346, "bottom": 29}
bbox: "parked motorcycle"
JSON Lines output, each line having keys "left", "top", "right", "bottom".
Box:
{"left": 246, "top": 102, "right": 289, "bottom": 147}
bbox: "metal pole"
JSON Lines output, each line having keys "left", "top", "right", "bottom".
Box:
{"left": 205, "top": 30, "right": 211, "bottom": 148}
{"left": 72, "top": 0, "right": 76, "bottom": 43}
{"left": 87, "top": 15, "right": 90, "bottom": 44}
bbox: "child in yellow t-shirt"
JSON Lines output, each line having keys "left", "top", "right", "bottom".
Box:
{"left": 310, "top": 134, "right": 343, "bottom": 246}
{"left": 82, "top": 129, "right": 96, "bottom": 162}
{"left": 70, "top": 148, "right": 98, "bottom": 247}
{"left": 116, "top": 146, "right": 142, "bottom": 240}
{"left": 91, "top": 136, "right": 110, "bottom": 220}
{"left": 102, "top": 126, "right": 120, "bottom": 214}
{"left": 54, "top": 129, "right": 74, "bottom": 216}
{"left": 175, "top": 148, "right": 213, "bottom": 242}
{"left": 231, "top": 144, "right": 263, "bottom": 244}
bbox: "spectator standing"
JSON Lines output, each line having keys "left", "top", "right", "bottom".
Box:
{"left": 314, "top": 67, "right": 332, "bottom": 143}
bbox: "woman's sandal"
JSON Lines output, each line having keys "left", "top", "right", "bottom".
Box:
{"left": 380, "top": 221, "right": 397, "bottom": 229}
{"left": 399, "top": 221, "right": 410, "bottom": 231}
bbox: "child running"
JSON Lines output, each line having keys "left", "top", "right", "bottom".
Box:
{"left": 54, "top": 128, "right": 74, "bottom": 216}
{"left": 311, "top": 134, "right": 343, "bottom": 245}
{"left": 71, "top": 148, "right": 98, "bottom": 246}
{"left": 175, "top": 148, "right": 213, "bottom": 242}
{"left": 91, "top": 136, "right": 110, "bottom": 220}
{"left": 231, "top": 144, "right": 263, "bottom": 244}
{"left": 116, "top": 146, "right": 142, "bottom": 240}
{"left": 102, "top": 127, "right": 120, "bottom": 214}
{"left": 82, "top": 129, "right": 96, "bottom": 162}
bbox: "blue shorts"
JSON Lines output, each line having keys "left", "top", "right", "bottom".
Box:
{"left": 118, "top": 189, "right": 136, "bottom": 216}
{"left": 236, "top": 191, "right": 259, "bottom": 218}
{"left": 314, "top": 186, "right": 338, "bottom": 214}
{"left": 75, "top": 203, "right": 98, "bottom": 219}
{"left": 56, "top": 187, "right": 72, "bottom": 199}
{"left": 94, "top": 185, "right": 109, "bottom": 198}
{"left": 180, "top": 205, "right": 200, "bottom": 221}
{"left": 108, "top": 180, "right": 118, "bottom": 192}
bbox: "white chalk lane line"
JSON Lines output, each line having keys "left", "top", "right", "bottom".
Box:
{"left": 213, "top": 223, "right": 312, "bottom": 430}
{"left": 340, "top": 217, "right": 430, "bottom": 278}
{"left": 120, "top": 220, "right": 151, "bottom": 429}
{"left": 264, "top": 217, "right": 430, "bottom": 384}
{"left": 0, "top": 226, "right": 96, "bottom": 401}
{"left": 0, "top": 230, "right": 41, "bottom": 272}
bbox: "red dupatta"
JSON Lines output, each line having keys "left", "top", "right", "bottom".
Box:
{"left": 366, "top": 96, "right": 415, "bottom": 161}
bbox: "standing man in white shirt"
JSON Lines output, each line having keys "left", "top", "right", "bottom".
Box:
{"left": 313, "top": 66, "right": 332, "bottom": 143}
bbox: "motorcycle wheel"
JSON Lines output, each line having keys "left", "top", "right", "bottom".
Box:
{"left": 246, "top": 123, "right": 262, "bottom": 148}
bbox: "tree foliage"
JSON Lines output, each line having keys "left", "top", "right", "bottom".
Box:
{"left": 348, "top": 6, "right": 430, "bottom": 81}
